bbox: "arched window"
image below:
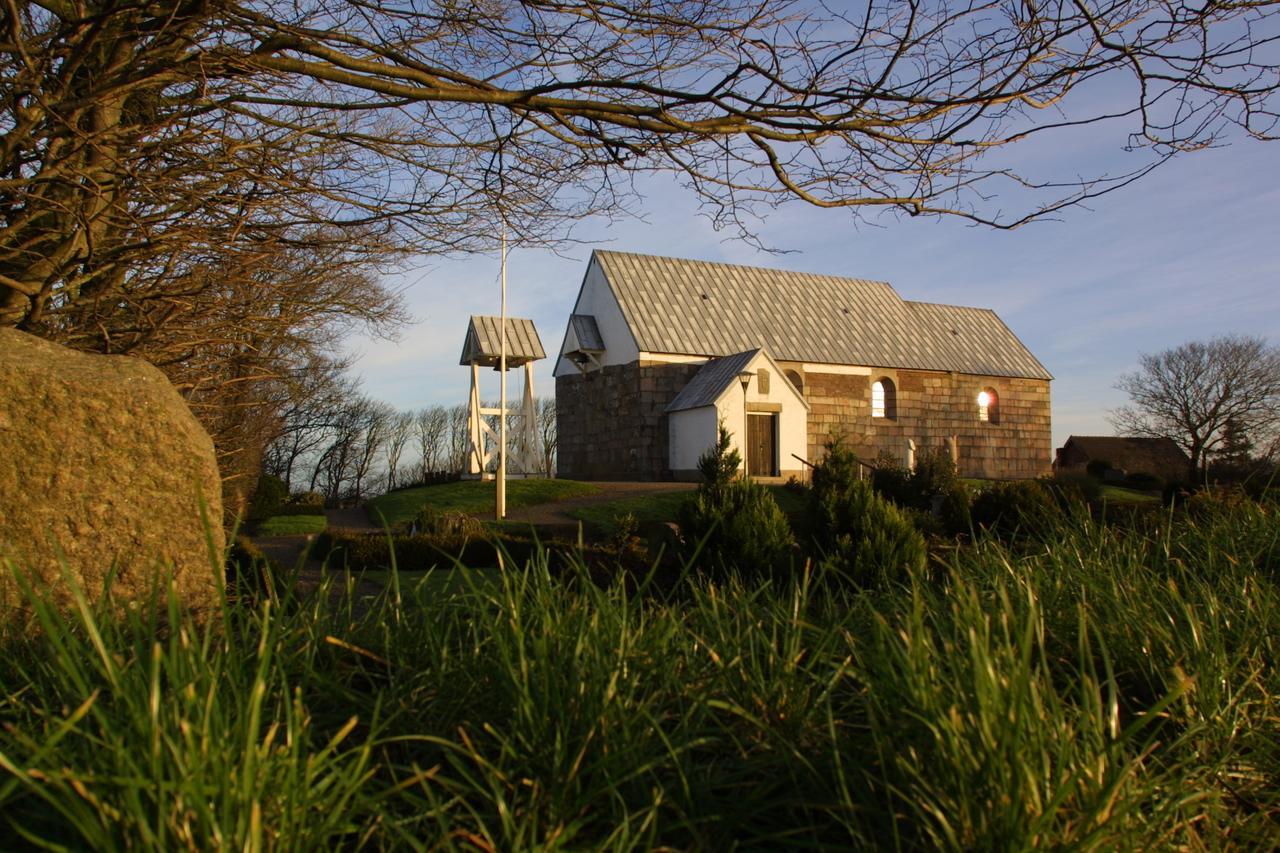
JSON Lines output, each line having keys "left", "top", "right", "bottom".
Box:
{"left": 977, "top": 387, "right": 1000, "bottom": 424}
{"left": 871, "top": 377, "right": 896, "bottom": 419}
{"left": 785, "top": 369, "right": 804, "bottom": 394}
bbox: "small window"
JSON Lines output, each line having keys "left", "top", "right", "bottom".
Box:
{"left": 757, "top": 369, "right": 770, "bottom": 395}
{"left": 977, "top": 388, "right": 1000, "bottom": 424}
{"left": 871, "top": 378, "right": 896, "bottom": 419}
{"left": 785, "top": 369, "right": 804, "bottom": 393}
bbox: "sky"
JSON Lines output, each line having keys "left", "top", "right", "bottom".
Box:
{"left": 344, "top": 135, "right": 1280, "bottom": 455}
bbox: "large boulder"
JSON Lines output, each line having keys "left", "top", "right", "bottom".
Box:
{"left": 0, "top": 329, "right": 223, "bottom": 614}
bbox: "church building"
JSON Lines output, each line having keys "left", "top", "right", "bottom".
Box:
{"left": 554, "top": 251, "right": 1052, "bottom": 481}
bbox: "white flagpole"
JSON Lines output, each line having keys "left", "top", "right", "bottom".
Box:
{"left": 497, "top": 229, "right": 508, "bottom": 520}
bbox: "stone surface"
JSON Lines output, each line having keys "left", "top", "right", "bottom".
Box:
{"left": 559, "top": 357, "right": 1051, "bottom": 481}
{"left": 557, "top": 360, "right": 702, "bottom": 480}
{"left": 0, "top": 329, "right": 223, "bottom": 613}
{"left": 802, "top": 367, "right": 1051, "bottom": 479}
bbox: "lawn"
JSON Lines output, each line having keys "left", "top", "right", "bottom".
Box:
{"left": 367, "top": 478, "right": 600, "bottom": 526}
{"left": 256, "top": 514, "right": 328, "bottom": 535}
{"left": 1100, "top": 484, "right": 1160, "bottom": 502}
{"left": 570, "top": 484, "right": 808, "bottom": 533}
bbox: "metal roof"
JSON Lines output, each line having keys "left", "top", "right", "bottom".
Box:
{"left": 459, "top": 316, "right": 546, "bottom": 367}
{"left": 568, "top": 314, "right": 604, "bottom": 351}
{"left": 593, "top": 251, "right": 1052, "bottom": 380}
{"left": 666, "top": 349, "right": 760, "bottom": 413}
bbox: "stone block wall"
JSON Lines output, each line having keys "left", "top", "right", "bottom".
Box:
{"left": 803, "top": 367, "right": 1051, "bottom": 479}
{"left": 556, "top": 360, "right": 703, "bottom": 480}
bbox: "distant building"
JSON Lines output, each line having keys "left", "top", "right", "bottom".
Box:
{"left": 554, "top": 251, "right": 1052, "bottom": 481}
{"left": 1054, "top": 436, "right": 1190, "bottom": 483}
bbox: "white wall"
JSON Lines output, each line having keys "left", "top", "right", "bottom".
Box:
{"left": 669, "top": 350, "right": 809, "bottom": 476}
{"left": 668, "top": 406, "right": 721, "bottom": 473}
{"left": 553, "top": 256, "right": 641, "bottom": 376}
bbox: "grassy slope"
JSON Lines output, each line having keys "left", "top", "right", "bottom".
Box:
{"left": 367, "top": 478, "right": 600, "bottom": 526}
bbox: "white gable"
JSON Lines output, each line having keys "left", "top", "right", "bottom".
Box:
{"left": 553, "top": 255, "right": 640, "bottom": 376}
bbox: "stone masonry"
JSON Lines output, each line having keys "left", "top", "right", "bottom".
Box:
{"left": 559, "top": 360, "right": 1050, "bottom": 481}
{"left": 557, "top": 360, "right": 702, "bottom": 480}
{"left": 801, "top": 366, "right": 1051, "bottom": 479}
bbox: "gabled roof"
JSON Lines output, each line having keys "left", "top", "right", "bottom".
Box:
{"left": 666, "top": 349, "right": 760, "bottom": 413}
{"left": 592, "top": 251, "right": 1052, "bottom": 380}
{"left": 666, "top": 348, "right": 810, "bottom": 413}
{"left": 568, "top": 314, "right": 604, "bottom": 351}
{"left": 1062, "top": 436, "right": 1190, "bottom": 472}
{"left": 459, "top": 316, "right": 545, "bottom": 367}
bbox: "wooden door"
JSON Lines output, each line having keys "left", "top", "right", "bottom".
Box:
{"left": 747, "top": 414, "right": 777, "bottom": 477}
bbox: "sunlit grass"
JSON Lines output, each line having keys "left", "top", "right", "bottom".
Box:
{"left": 366, "top": 478, "right": 599, "bottom": 526}
{"left": 0, "top": 496, "right": 1275, "bottom": 847}
{"left": 255, "top": 514, "right": 328, "bottom": 536}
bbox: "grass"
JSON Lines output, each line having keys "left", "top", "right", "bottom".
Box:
{"left": 568, "top": 488, "right": 693, "bottom": 532}
{"left": 1100, "top": 484, "right": 1160, "bottom": 502}
{"left": 255, "top": 514, "right": 328, "bottom": 536}
{"left": 570, "top": 483, "right": 808, "bottom": 533}
{"left": 367, "top": 478, "right": 600, "bottom": 526}
{"left": 0, "top": 494, "right": 1276, "bottom": 847}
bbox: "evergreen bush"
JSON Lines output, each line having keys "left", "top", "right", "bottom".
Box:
{"left": 810, "top": 438, "right": 926, "bottom": 587}
{"left": 970, "top": 479, "right": 1063, "bottom": 540}
{"left": 678, "top": 478, "right": 794, "bottom": 578}
{"left": 677, "top": 424, "right": 793, "bottom": 578}
{"left": 248, "top": 474, "right": 288, "bottom": 521}
{"left": 907, "top": 447, "right": 958, "bottom": 508}
{"left": 813, "top": 478, "right": 927, "bottom": 587}
{"left": 290, "top": 490, "right": 326, "bottom": 508}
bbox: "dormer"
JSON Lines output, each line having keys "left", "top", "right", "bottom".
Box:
{"left": 562, "top": 313, "right": 605, "bottom": 373}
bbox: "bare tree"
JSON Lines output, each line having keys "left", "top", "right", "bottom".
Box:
{"left": 6, "top": 0, "right": 1280, "bottom": 331}
{"left": 383, "top": 410, "right": 415, "bottom": 491}
{"left": 312, "top": 395, "right": 379, "bottom": 504}
{"left": 414, "top": 405, "right": 450, "bottom": 478}
{"left": 350, "top": 401, "right": 395, "bottom": 501}
{"left": 537, "top": 397, "right": 558, "bottom": 477}
{"left": 1111, "top": 336, "right": 1280, "bottom": 480}
{"left": 447, "top": 404, "right": 470, "bottom": 474}
{"left": 70, "top": 237, "right": 406, "bottom": 516}
{"left": 264, "top": 364, "right": 359, "bottom": 492}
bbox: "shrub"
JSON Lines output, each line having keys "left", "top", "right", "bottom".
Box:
{"left": 1086, "top": 459, "right": 1113, "bottom": 480}
{"left": 266, "top": 503, "right": 327, "bottom": 518}
{"left": 812, "top": 478, "right": 927, "bottom": 588}
{"left": 870, "top": 450, "right": 911, "bottom": 506}
{"left": 677, "top": 477, "right": 795, "bottom": 578}
{"left": 1122, "top": 471, "right": 1163, "bottom": 492}
{"left": 290, "top": 490, "right": 326, "bottom": 508}
{"left": 1051, "top": 470, "right": 1103, "bottom": 505}
{"left": 676, "top": 428, "right": 794, "bottom": 578}
{"left": 868, "top": 446, "right": 957, "bottom": 514}
{"left": 387, "top": 471, "right": 463, "bottom": 492}
{"left": 907, "top": 447, "right": 958, "bottom": 508}
{"left": 225, "top": 534, "right": 283, "bottom": 600}
{"left": 939, "top": 479, "right": 974, "bottom": 537}
{"left": 248, "top": 474, "right": 288, "bottom": 521}
{"left": 410, "top": 504, "right": 483, "bottom": 542}
{"left": 970, "top": 479, "right": 1063, "bottom": 540}
{"left": 698, "top": 423, "right": 742, "bottom": 495}
{"left": 315, "top": 529, "right": 490, "bottom": 571}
